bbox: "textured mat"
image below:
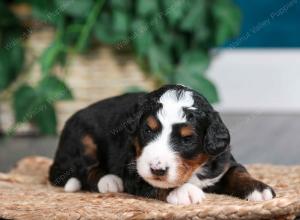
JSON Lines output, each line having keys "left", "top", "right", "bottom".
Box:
{"left": 0, "top": 156, "right": 299, "bottom": 220}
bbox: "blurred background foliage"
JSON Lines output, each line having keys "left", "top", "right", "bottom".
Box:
{"left": 0, "top": 0, "right": 240, "bottom": 135}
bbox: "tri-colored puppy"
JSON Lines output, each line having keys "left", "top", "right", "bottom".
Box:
{"left": 49, "top": 85, "right": 275, "bottom": 204}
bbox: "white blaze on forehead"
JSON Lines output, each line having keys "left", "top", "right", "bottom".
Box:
{"left": 158, "top": 90, "right": 194, "bottom": 125}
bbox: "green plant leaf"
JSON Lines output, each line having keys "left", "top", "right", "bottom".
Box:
{"left": 175, "top": 71, "right": 219, "bottom": 103}
{"left": 170, "top": 35, "right": 185, "bottom": 62}
{"left": 212, "top": 0, "right": 241, "bottom": 45}
{"left": 110, "top": 0, "right": 130, "bottom": 9}
{"left": 9, "top": 42, "right": 25, "bottom": 74}
{"left": 163, "top": 0, "right": 188, "bottom": 26}
{"left": 215, "top": 23, "right": 232, "bottom": 46}
{"left": 0, "top": 43, "right": 24, "bottom": 91}
{"left": 180, "top": 1, "right": 205, "bottom": 31}
{"left": 30, "top": 0, "right": 59, "bottom": 24}
{"left": 33, "top": 102, "right": 57, "bottom": 135}
{"left": 178, "top": 50, "right": 209, "bottom": 75}
{"left": 137, "top": 0, "right": 159, "bottom": 17}
{"left": 76, "top": 0, "right": 105, "bottom": 52}
{"left": 55, "top": 0, "right": 93, "bottom": 18}
{"left": 39, "top": 41, "right": 65, "bottom": 76}
{"left": 13, "top": 85, "right": 38, "bottom": 122}
{"left": 131, "top": 18, "right": 148, "bottom": 35}
{"left": 132, "top": 33, "right": 153, "bottom": 57}
{"left": 0, "top": 3, "right": 19, "bottom": 27}
{"left": 194, "top": 25, "right": 210, "bottom": 43}
{"left": 13, "top": 82, "right": 61, "bottom": 135}
{"left": 147, "top": 45, "right": 173, "bottom": 82}
{"left": 94, "top": 14, "right": 126, "bottom": 45}
{"left": 37, "top": 75, "right": 73, "bottom": 102}
{"left": 113, "top": 10, "right": 129, "bottom": 34}
{"left": 150, "top": 17, "right": 173, "bottom": 52}
{"left": 132, "top": 19, "right": 154, "bottom": 57}
{"left": 0, "top": 51, "right": 11, "bottom": 91}
{"left": 175, "top": 50, "right": 218, "bottom": 102}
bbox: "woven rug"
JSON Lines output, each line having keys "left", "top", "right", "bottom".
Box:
{"left": 0, "top": 156, "right": 299, "bottom": 220}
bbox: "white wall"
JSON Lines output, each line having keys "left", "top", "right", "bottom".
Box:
{"left": 208, "top": 49, "right": 300, "bottom": 113}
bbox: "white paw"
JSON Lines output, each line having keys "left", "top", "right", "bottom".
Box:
{"left": 64, "top": 177, "right": 81, "bottom": 192}
{"left": 246, "top": 189, "right": 274, "bottom": 201}
{"left": 166, "top": 183, "right": 205, "bottom": 205}
{"left": 97, "top": 174, "right": 124, "bottom": 193}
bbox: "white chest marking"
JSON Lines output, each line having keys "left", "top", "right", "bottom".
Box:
{"left": 188, "top": 168, "right": 228, "bottom": 189}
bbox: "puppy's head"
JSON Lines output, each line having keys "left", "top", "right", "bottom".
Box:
{"left": 132, "top": 85, "right": 230, "bottom": 188}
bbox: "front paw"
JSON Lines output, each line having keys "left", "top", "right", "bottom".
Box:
{"left": 97, "top": 174, "right": 124, "bottom": 193}
{"left": 246, "top": 181, "right": 276, "bottom": 201}
{"left": 166, "top": 183, "right": 205, "bottom": 205}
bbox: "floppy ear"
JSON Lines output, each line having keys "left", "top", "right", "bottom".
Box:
{"left": 203, "top": 112, "right": 230, "bottom": 155}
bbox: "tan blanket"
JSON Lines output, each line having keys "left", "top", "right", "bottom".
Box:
{"left": 0, "top": 156, "right": 299, "bottom": 220}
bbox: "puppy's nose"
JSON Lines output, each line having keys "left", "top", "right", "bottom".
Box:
{"left": 149, "top": 159, "right": 169, "bottom": 176}
{"left": 150, "top": 167, "right": 168, "bottom": 176}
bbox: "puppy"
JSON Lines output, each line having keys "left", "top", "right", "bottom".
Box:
{"left": 49, "top": 85, "right": 275, "bottom": 204}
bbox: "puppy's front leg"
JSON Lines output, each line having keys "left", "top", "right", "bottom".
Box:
{"left": 98, "top": 174, "right": 124, "bottom": 193}
{"left": 218, "top": 165, "right": 276, "bottom": 201}
{"left": 166, "top": 183, "right": 205, "bottom": 205}
{"left": 86, "top": 164, "right": 124, "bottom": 193}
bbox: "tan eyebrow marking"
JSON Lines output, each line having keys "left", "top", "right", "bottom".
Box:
{"left": 146, "top": 115, "right": 159, "bottom": 130}
{"left": 179, "top": 125, "right": 194, "bottom": 137}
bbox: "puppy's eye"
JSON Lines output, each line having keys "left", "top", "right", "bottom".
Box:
{"left": 144, "top": 125, "right": 153, "bottom": 134}
{"left": 182, "top": 136, "right": 193, "bottom": 144}
{"left": 187, "top": 113, "right": 194, "bottom": 121}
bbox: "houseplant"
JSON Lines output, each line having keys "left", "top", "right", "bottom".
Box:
{"left": 0, "top": 0, "right": 240, "bottom": 135}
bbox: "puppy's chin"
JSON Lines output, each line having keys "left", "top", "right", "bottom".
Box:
{"left": 143, "top": 177, "right": 181, "bottom": 189}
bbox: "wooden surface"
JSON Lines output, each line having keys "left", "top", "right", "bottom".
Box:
{"left": 0, "top": 156, "right": 300, "bottom": 220}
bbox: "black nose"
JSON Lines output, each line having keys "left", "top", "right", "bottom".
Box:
{"left": 150, "top": 167, "right": 168, "bottom": 176}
